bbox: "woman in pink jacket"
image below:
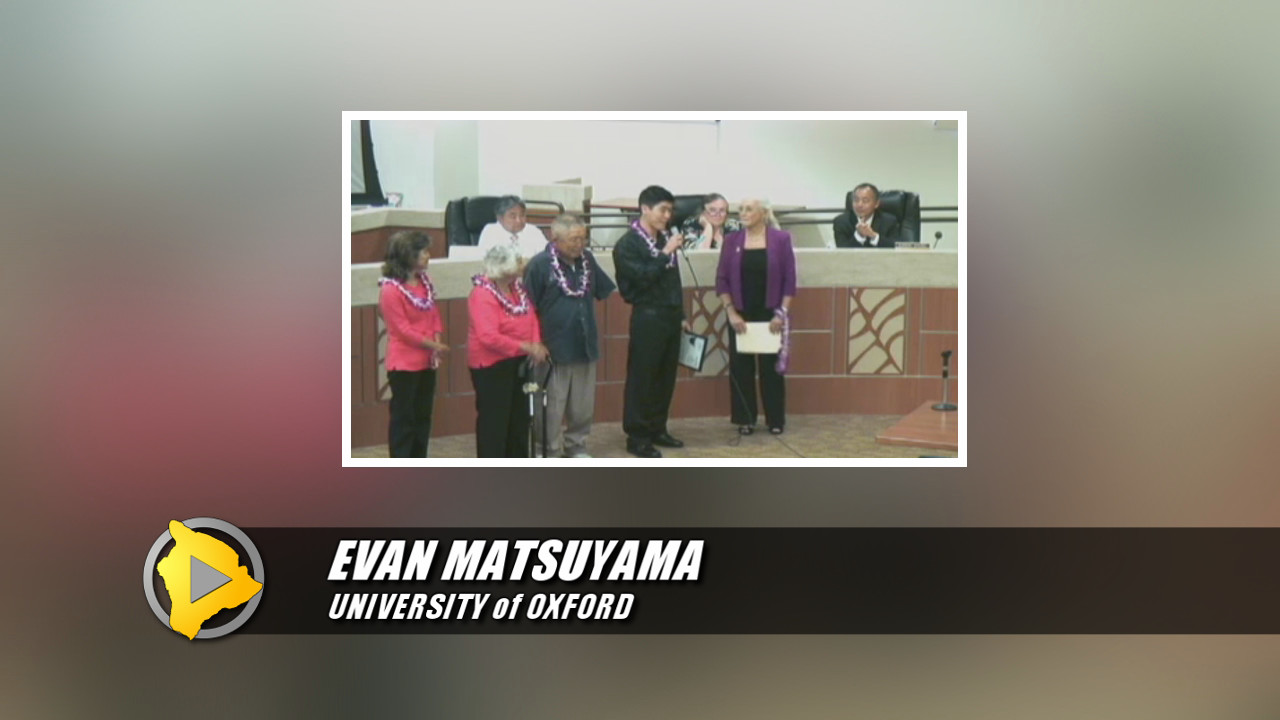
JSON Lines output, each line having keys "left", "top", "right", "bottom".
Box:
{"left": 378, "top": 231, "right": 449, "bottom": 457}
{"left": 468, "top": 245, "right": 550, "bottom": 458}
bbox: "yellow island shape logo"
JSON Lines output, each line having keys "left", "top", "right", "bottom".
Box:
{"left": 155, "top": 520, "right": 264, "bottom": 640}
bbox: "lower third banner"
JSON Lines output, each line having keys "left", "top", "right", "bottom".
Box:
{"left": 144, "top": 527, "right": 1280, "bottom": 635}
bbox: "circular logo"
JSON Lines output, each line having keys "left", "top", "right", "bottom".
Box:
{"left": 143, "top": 517, "right": 265, "bottom": 639}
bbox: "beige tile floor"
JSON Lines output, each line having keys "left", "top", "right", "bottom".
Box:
{"left": 353, "top": 414, "right": 957, "bottom": 459}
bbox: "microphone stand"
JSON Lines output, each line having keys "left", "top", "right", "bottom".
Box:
{"left": 932, "top": 350, "right": 957, "bottom": 412}
{"left": 541, "top": 364, "right": 550, "bottom": 458}
{"left": 523, "top": 363, "right": 539, "bottom": 457}
{"left": 677, "top": 229, "right": 766, "bottom": 442}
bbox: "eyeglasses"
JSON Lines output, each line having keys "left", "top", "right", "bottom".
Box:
{"left": 705, "top": 207, "right": 728, "bottom": 215}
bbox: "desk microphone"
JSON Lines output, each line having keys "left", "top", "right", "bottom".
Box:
{"left": 932, "top": 350, "right": 957, "bottom": 412}
{"left": 933, "top": 231, "right": 943, "bottom": 249}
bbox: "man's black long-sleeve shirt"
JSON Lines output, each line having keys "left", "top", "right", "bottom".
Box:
{"left": 612, "top": 229, "right": 684, "bottom": 316}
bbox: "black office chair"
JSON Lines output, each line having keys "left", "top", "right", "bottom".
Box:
{"left": 670, "top": 194, "right": 709, "bottom": 230}
{"left": 841, "top": 189, "right": 921, "bottom": 245}
{"left": 444, "top": 196, "right": 503, "bottom": 246}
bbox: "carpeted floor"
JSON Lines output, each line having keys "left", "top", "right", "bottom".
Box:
{"left": 352, "top": 414, "right": 957, "bottom": 459}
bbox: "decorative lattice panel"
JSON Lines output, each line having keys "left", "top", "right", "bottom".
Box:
{"left": 685, "top": 289, "right": 731, "bottom": 377}
{"left": 847, "top": 288, "right": 906, "bottom": 375}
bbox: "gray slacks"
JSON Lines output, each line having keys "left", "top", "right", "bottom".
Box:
{"left": 536, "top": 361, "right": 597, "bottom": 457}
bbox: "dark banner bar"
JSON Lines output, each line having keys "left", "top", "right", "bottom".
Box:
{"left": 230, "top": 529, "right": 1280, "bottom": 634}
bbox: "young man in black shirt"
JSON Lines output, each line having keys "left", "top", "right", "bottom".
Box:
{"left": 612, "top": 185, "right": 690, "bottom": 458}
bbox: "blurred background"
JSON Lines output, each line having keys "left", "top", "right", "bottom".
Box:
{"left": 2, "top": 0, "right": 1278, "bottom": 717}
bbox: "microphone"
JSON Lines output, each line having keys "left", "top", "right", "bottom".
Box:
{"left": 665, "top": 226, "right": 687, "bottom": 256}
{"left": 933, "top": 231, "right": 943, "bottom": 249}
{"left": 675, "top": 228, "right": 702, "bottom": 287}
{"left": 932, "top": 350, "right": 957, "bottom": 412}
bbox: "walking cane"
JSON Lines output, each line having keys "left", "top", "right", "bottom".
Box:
{"left": 541, "top": 360, "right": 553, "bottom": 459}
{"left": 523, "top": 359, "right": 540, "bottom": 458}
{"left": 523, "top": 358, "right": 554, "bottom": 458}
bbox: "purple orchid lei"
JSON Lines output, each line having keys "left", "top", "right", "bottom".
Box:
{"left": 471, "top": 273, "right": 532, "bottom": 315}
{"left": 631, "top": 219, "right": 677, "bottom": 267}
{"left": 378, "top": 271, "right": 436, "bottom": 311}
{"left": 549, "top": 244, "right": 591, "bottom": 298}
{"left": 380, "top": 271, "right": 442, "bottom": 368}
{"left": 774, "top": 307, "right": 791, "bottom": 374}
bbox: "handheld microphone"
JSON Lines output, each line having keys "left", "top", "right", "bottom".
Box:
{"left": 664, "top": 226, "right": 687, "bottom": 259}
{"left": 669, "top": 226, "right": 685, "bottom": 249}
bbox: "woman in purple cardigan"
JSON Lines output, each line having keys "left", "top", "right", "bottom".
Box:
{"left": 715, "top": 198, "right": 798, "bottom": 435}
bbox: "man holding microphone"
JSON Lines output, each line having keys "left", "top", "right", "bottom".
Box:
{"left": 612, "top": 185, "right": 690, "bottom": 458}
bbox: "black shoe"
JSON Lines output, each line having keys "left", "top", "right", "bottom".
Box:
{"left": 626, "top": 441, "right": 662, "bottom": 458}
{"left": 651, "top": 433, "right": 684, "bottom": 448}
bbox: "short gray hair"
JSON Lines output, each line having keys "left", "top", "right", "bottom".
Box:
{"left": 494, "top": 195, "right": 526, "bottom": 218}
{"left": 550, "top": 213, "right": 587, "bottom": 241}
{"left": 481, "top": 245, "right": 520, "bottom": 279}
{"left": 701, "top": 193, "right": 728, "bottom": 212}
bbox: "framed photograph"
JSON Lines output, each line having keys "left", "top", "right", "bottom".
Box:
{"left": 678, "top": 330, "right": 709, "bottom": 372}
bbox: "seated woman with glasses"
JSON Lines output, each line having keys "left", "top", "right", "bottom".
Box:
{"left": 679, "top": 193, "right": 741, "bottom": 251}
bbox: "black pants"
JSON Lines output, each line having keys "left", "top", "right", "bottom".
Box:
{"left": 623, "top": 306, "right": 682, "bottom": 442}
{"left": 387, "top": 369, "right": 437, "bottom": 458}
{"left": 470, "top": 356, "right": 530, "bottom": 458}
{"left": 728, "top": 310, "right": 786, "bottom": 429}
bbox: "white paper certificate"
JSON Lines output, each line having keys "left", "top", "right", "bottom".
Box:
{"left": 734, "top": 323, "right": 782, "bottom": 354}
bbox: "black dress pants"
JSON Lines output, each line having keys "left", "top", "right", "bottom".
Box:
{"left": 387, "top": 368, "right": 437, "bottom": 458}
{"left": 623, "top": 305, "right": 682, "bottom": 442}
{"left": 470, "top": 356, "right": 530, "bottom": 458}
{"left": 727, "top": 308, "right": 786, "bottom": 429}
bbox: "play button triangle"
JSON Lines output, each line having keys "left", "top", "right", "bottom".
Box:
{"left": 190, "top": 555, "right": 232, "bottom": 603}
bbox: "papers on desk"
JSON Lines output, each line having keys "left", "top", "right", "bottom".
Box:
{"left": 448, "top": 246, "right": 485, "bottom": 261}
{"left": 734, "top": 323, "right": 782, "bottom": 354}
